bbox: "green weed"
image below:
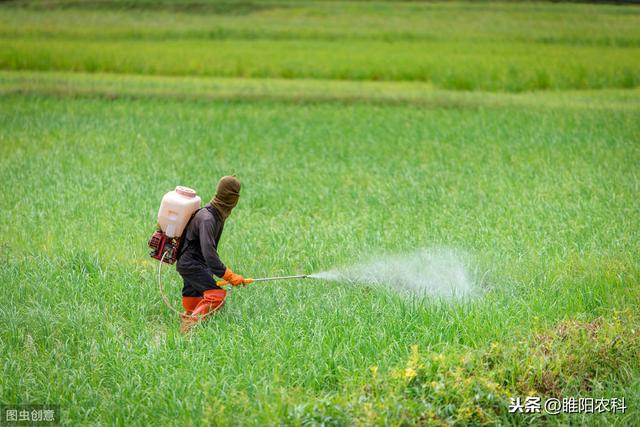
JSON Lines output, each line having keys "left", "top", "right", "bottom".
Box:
{"left": 0, "top": 92, "right": 638, "bottom": 424}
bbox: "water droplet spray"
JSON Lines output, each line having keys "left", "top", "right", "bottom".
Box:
{"left": 308, "top": 248, "right": 475, "bottom": 299}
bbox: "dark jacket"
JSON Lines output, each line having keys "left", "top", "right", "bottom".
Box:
{"left": 176, "top": 204, "right": 227, "bottom": 277}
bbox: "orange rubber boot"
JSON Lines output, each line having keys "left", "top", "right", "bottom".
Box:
{"left": 193, "top": 289, "right": 227, "bottom": 315}
{"left": 180, "top": 289, "right": 227, "bottom": 334}
{"left": 182, "top": 296, "right": 203, "bottom": 315}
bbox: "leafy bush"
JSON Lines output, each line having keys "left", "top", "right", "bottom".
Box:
{"left": 285, "top": 310, "right": 640, "bottom": 425}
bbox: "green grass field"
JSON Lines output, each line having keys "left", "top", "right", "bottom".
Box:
{"left": 1, "top": 1, "right": 639, "bottom": 426}
{"left": 1, "top": 1, "right": 640, "bottom": 91}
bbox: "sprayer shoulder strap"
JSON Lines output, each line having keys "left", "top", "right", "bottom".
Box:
{"left": 176, "top": 208, "right": 203, "bottom": 260}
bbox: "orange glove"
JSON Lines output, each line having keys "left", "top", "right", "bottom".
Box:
{"left": 222, "top": 268, "right": 246, "bottom": 286}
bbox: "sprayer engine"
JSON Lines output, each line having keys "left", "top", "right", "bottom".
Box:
{"left": 148, "top": 230, "right": 182, "bottom": 264}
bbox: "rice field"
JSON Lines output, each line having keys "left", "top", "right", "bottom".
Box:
{"left": 0, "top": 1, "right": 639, "bottom": 91}
{"left": 0, "top": 1, "right": 639, "bottom": 425}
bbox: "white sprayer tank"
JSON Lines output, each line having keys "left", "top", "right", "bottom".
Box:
{"left": 157, "top": 186, "right": 201, "bottom": 238}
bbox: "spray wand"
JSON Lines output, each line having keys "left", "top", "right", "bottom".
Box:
{"left": 216, "top": 274, "right": 309, "bottom": 286}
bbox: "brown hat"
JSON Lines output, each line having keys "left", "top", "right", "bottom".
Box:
{"left": 211, "top": 176, "right": 241, "bottom": 220}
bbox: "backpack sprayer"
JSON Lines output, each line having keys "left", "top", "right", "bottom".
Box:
{"left": 149, "top": 186, "right": 311, "bottom": 318}
{"left": 148, "top": 186, "right": 201, "bottom": 264}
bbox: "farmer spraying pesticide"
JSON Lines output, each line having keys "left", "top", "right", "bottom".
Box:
{"left": 149, "top": 176, "right": 250, "bottom": 333}
{"left": 175, "top": 176, "right": 250, "bottom": 331}
{"left": 149, "top": 176, "right": 313, "bottom": 332}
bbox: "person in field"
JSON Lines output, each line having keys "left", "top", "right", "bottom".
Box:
{"left": 176, "top": 175, "right": 248, "bottom": 332}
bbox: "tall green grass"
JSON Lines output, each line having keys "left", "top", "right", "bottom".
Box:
{"left": 1, "top": 91, "right": 638, "bottom": 424}
{"left": 2, "top": 38, "right": 638, "bottom": 91}
{"left": 1, "top": 1, "right": 639, "bottom": 91}
{"left": 3, "top": 1, "right": 640, "bottom": 44}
